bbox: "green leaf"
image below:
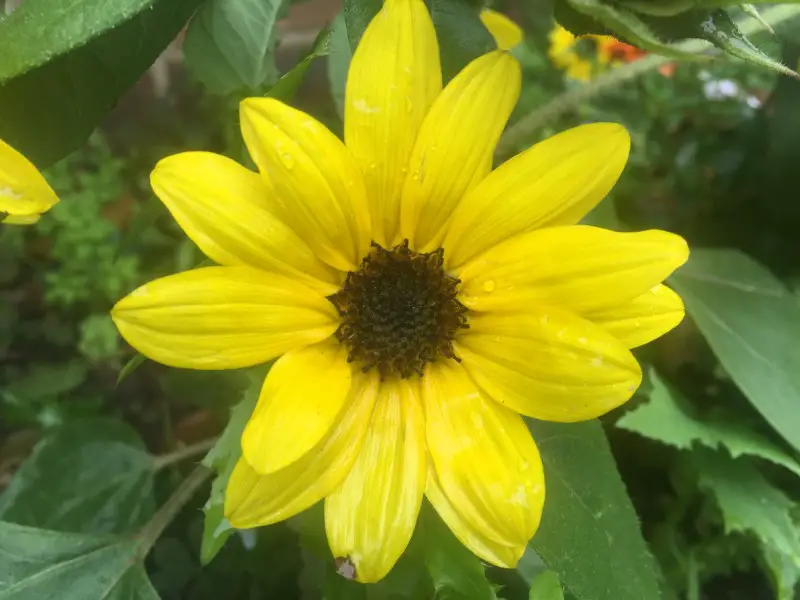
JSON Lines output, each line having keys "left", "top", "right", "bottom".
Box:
{"left": 183, "top": 0, "right": 288, "bottom": 95}
{"left": 117, "top": 354, "right": 146, "bottom": 386}
{"left": 327, "top": 13, "right": 352, "bottom": 119}
{"left": 670, "top": 249, "right": 800, "bottom": 453}
{"left": 0, "top": 521, "right": 159, "bottom": 599}
{"left": 0, "top": 420, "right": 155, "bottom": 534}
{"left": 428, "top": 0, "right": 496, "bottom": 80}
{"left": 697, "top": 10, "right": 799, "bottom": 79}
{"left": 527, "top": 419, "right": 662, "bottom": 600}
{"left": 343, "top": 0, "right": 381, "bottom": 51}
{"left": 2, "top": 361, "right": 87, "bottom": 402}
{"left": 268, "top": 26, "right": 332, "bottom": 103}
{"left": 421, "top": 505, "right": 497, "bottom": 600}
{"left": 692, "top": 449, "right": 800, "bottom": 598}
{"left": 0, "top": 0, "right": 202, "bottom": 167}
{"left": 528, "top": 570, "right": 565, "bottom": 600}
{"left": 617, "top": 369, "right": 800, "bottom": 478}
{"left": 199, "top": 369, "right": 263, "bottom": 564}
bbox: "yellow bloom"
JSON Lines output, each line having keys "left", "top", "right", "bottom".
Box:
{"left": 112, "top": 0, "right": 688, "bottom": 583}
{"left": 480, "top": 8, "right": 523, "bottom": 50}
{"left": 0, "top": 138, "right": 58, "bottom": 224}
{"left": 548, "top": 24, "right": 625, "bottom": 81}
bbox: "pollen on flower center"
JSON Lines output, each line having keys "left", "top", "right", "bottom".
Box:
{"left": 330, "top": 240, "right": 469, "bottom": 379}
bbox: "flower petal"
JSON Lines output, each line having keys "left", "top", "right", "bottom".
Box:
{"left": 457, "top": 225, "right": 689, "bottom": 314}
{"left": 242, "top": 340, "right": 351, "bottom": 474}
{"left": 226, "top": 372, "right": 379, "bottom": 527}
{"left": 240, "top": 98, "right": 371, "bottom": 272}
{"left": 345, "top": 0, "right": 441, "bottom": 248}
{"left": 150, "top": 151, "right": 340, "bottom": 295}
{"left": 480, "top": 9, "right": 523, "bottom": 50}
{"left": 111, "top": 266, "right": 338, "bottom": 370}
{"left": 325, "top": 378, "right": 426, "bottom": 583}
{"left": 425, "top": 467, "right": 524, "bottom": 568}
{"left": 586, "top": 284, "right": 685, "bottom": 348}
{"left": 400, "top": 51, "right": 521, "bottom": 251}
{"left": 457, "top": 309, "right": 642, "bottom": 422}
{"left": 422, "top": 360, "right": 544, "bottom": 549}
{"left": 443, "top": 124, "right": 630, "bottom": 269}
{"left": 0, "top": 138, "right": 58, "bottom": 219}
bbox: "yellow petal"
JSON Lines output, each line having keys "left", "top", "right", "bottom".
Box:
{"left": 240, "top": 98, "right": 371, "bottom": 272}
{"left": 0, "top": 138, "right": 58, "bottom": 219}
{"left": 457, "top": 225, "right": 689, "bottom": 314}
{"left": 242, "top": 340, "right": 351, "bottom": 474}
{"left": 325, "top": 378, "right": 426, "bottom": 583}
{"left": 150, "top": 151, "right": 340, "bottom": 295}
{"left": 422, "top": 360, "right": 544, "bottom": 548}
{"left": 480, "top": 9, "right": 523, "bottom": 50}
{"left": 425, "top": 467, "right": 524, "bottom": 568}
{"left": 586, "top": 284, "right": 685, "bottom": 348}
{"left": 111, "top": 266, "right": 338, "bottom": 370}
{"left": 2, "top": 213, "right": 41, "bottom": 225}
{"left": 457, "top": 309, "right": 642, "bottom": 422}
{"left": 345, "top": 0, "right": 442, "bottom": 247}
{"left": 226, "top": 371, "right": 379, "bottom": 527}
{"left": 443, "top": 123, "right": 630, "bottom": 269}
{"left": 400, "top": 51, "right": 521, "bottom": 251}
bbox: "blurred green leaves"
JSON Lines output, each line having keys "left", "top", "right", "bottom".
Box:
{"left": 671, "top": 249, "right": 800, "bottom": 453}
{"left": 527, "top": 419, "right": 662, "bottom": 600}
{"left": 0, "top": 0, "right": 203, "bottom": 166}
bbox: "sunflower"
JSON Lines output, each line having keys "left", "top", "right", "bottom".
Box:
{"left": 0, "top": 138, "right": 59, "bottom": 224}
{"left": 112, "top": 0, "right": 688, "bottom": 583}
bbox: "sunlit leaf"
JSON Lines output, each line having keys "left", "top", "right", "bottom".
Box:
{"left": 528, "top": 570, "right": 564, "bottom": 600}
{"left": 670, "top": 249, "right": 800, "bottom": 453}
{"left": 527, "top": 419, "right": 662, "bottom": 600}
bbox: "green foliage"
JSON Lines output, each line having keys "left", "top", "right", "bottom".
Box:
{"left": 528, "top": 571, "right": 564, "bottom": 600}
{"left": 526, "top": 419, "right": 662, "bottom": 600}
{"left": 670, "top": 249, "right": 800, "bottom": 453}
{"left": 0, "top": 0, "right": 203, "bottom": 166}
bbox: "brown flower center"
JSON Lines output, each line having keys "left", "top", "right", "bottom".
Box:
{"left": 330, "top": 241, "right": 469, "bottom": 379}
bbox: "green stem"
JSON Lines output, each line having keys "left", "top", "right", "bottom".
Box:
{"left": 135, "top": 465, "right": 212, "bottom": 558}
{"left": 495, "top": 4, "right": 800, "bottom": 157}
{"left": 153, "top": 437, "right": 218, "bottom": 471}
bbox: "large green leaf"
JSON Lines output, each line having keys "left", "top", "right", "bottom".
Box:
{"left": 428, "top": 0, "right": 495, "bottom": 80}
{"left": 0, "top": 420, "right": 155, "bottom": 534}
{"left": 0, "top": 0, "right": 203, "bottom": 167}
{"left": 528, "top": 571, "right": 565, "bottom": 600}
{"left": 617, "top": 369, "right": 800, "bottom": 478}
{"left": 183, "top": 0, "right": 288, "bottom": 95}
{"left": 343, "top": 0, "right": 381, "bottom": 51}
{"left": 268, "top": 26, "right": 332, "bottom": 103}
{"left": 527, "top": 419, "right": 662, "bottom": 600}
{"left": 199, "top": 369, "right": 262, "bottom": 564}
{"left": 0, "top": 521, "right": 159, "bottom": 599}
{"left": 420, "top": 505, "right": 497, "bottom": 600}
{"left": 692, "top": 449, "right": 800, "bottom": 599}
{"left": 670, "top": 249, "right": 800, "bottom": 453}
{"left": 327, "top": 13, "right": 352, "bottom": 119}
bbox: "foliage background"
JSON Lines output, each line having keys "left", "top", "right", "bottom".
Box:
{"left": 2, "top": 0, "right": 800, "bottom": 598}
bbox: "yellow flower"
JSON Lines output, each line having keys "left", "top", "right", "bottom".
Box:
{"left": 480, "top": 8, "right": 523, "bottom": 50}
{"left": 0, "top": 138, "right": 58, "bottom": 224}
{"left": 112, "top": 0, "right": 688, "bottom": 583}
{"left": 548, "top": 24, "right": 628, "bottom": 81}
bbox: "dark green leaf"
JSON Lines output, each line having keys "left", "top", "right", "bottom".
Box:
{"left": 527, "top": 419, "right": 662, "bottom": 600}
{"left": 117, "top": 354, "right": 146, "bottom": 386}
{"left": 421, "top": 505, "right": 497, "bottom": 600}
{"left": 183, "top": 0, "right": 288, "bottom": 95}
{"left": 670, "top": 249, "right": 800, "bottom": 453}
{"left": 617, "top": 369, "right": 800, "bottom": 477}
{"left": 0, "top": 521, "right": 159, "bottom": 599}
{"left": 0, "top": 0, "right": 203, "bottom": 166}
{"left": 199, "top": 369, "right": 262, "bottom": 564}
{"left": 268, "top": 26, "right": 332, "bottom": 103}
{"left": 0, "top": 420, "right": 155, "bottom": 534}
{"left": 528, "top": 570, "right": 565, "bottom": 600}
{"left": 343, "top": 0, "right": 381, "bottom": 51}
{"left": 327, "top": 13, "right": 353, "bottom": 119}
{"left": 428, "top": 0, "right": 496, "bottom": 80}
{"left": 2, "top": 361, "right": 87, "bottom": 402}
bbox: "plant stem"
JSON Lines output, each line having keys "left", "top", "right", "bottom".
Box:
{"left": 135, "top": 465, "right": 212, "bottom": 558}
{"left": 495, "top": 4, "right": 800, "bottom": 157}
{"left": 153, "top": 437, "right": 218, "bottom": 471}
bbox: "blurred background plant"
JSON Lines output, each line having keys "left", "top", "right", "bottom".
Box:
{"left": 2, "top": 0, "right": 800, "bottom": 598}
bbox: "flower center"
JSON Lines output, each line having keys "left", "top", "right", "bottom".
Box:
{"left": 330, "top": 241, "right": 469, "bottom": 379}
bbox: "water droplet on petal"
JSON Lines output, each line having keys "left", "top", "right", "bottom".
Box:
{"left": 482, "top": 280, "right": 496, "bottom": 293}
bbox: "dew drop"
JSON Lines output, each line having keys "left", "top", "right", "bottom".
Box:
{"left": 482, "top": 280, "right": 496, "bottom": 293}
